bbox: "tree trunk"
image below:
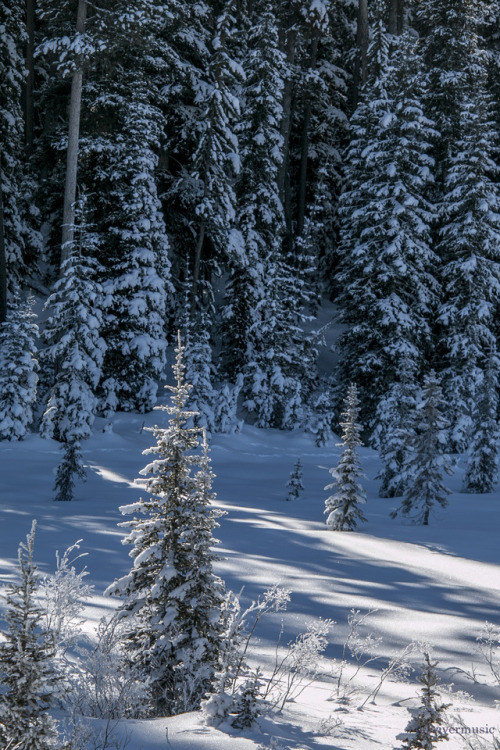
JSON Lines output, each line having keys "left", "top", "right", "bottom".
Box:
{"left": 351, "top": 0, "right": 369, "bottom": 107}
{"left": 61, "top": 0, "right": 87, "bottom": 268}
{"left": 277, "top": 16, "right": 297, "bottom": 252}
{"left": 297, "top": 35, "right": 319, "bottom": 238}
{"left": 25, "top": 0, "right": 35, "bottom": 151}
{"left": 0, "top": 178, "right": 7, "bottom": 324}
{"left": 191, "top": 219, "right": 205, "bottom": 313}
{"left": 388, "top": 0, "right": 404, "bottom": 35}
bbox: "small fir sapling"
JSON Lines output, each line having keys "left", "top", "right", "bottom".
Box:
{"left": 0, "top": 522, "right": 60, "bottom": 750}
{"left": 324, "top": 383, "right": 367, "bottom": 531}
{"left": 390, "top": 371, "right": 452, "bottom": 525}
{"left": 231, "top": 669, "right": 263, "bottom": 729}
{"left": 286, "top": 459, "right": 304, "bottom": 500}
{"left": 397, "top": 652, "right": 450, "bottom": 749}
{"left": 0, "top": 294, "right": 39, "bottom": 441}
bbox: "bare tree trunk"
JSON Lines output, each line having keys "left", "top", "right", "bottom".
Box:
{"left": 297, "top": 35, "right": 319, "bottom": 238}
{"left": 25, "top": 0, "right": 35, "bottom": 151}
{"left": 351, "top": 0, "right": 369, "bottom": 107}
{"left": 388, "top": 0, "right": 404, "bottom": 35}
{"left": 277, "top": 15, "right": 297, "bottom": 252}
{"left": 0, "top": 179, "right": 7, "bottom": 324}
{"left": 61, "top": 0, "right": 87, "bottom": 267}
{"left": 191, "top": 219, "right": 205, "bottom": 313}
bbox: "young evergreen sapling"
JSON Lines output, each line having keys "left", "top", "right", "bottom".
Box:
{"left": 398, "top": 652, "right": 450, "bottom": 749}
{"left": 324, "top": 383, "right": 367, "bottom": 531}
{"left": 286, "top": 459, "right": 304, "bottom": 501}
{"left": 0, "top": 522, "right": 60, "bottom": 750}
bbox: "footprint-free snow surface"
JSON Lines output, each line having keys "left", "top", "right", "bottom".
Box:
{"left": 1, "top": 412, "right": 499, "bottom": 749}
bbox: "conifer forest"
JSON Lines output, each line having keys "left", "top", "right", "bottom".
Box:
{"left": 2, "top": 0, "right": 500, "bottom": 748}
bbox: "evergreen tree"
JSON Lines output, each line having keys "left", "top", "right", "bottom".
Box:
{"left": 0, "top": 0, "right": 40, "bottom": 287}
{"left": 0, "top": 295, "right": 39, "bottom": 441}
{"left": 307, "top": 376, "right": 336, "bottom": 447}
{"left": 106, "top": 335, "right": 226, "bottom": 716}
{"left": 398, "top": 652, "right": 450, "bottom": 750}
{"left": 222, "top": 1, "right": 286, "bottom": 377}
{"left": 181, "top": 297, "right": 217, "bottom": 434}
{"left": 375, "top": 362, "right": 419, "bottom": 498}
{"left": 391, "top": 372, "right": 452, "bottom": 526}
{"left": 0, "top": 522, "right": 60, "bottom": 750}
{"left": 188, "top": 0, "right": 243, "bottom": 312}
{"left": 286, "top": 459, "right": 304, "bottom": 501}
{"left": 324, "top": 383, "right": 367, "bottom": 531}
{"left": 41, "top": 201, "right": 105, "bottom": 500}
{"left": 435, "top": 56, "right": 500, "bottom": 451}
{"left": 335, "top": 28, "right": 438, "bottom": 422}
{"left": 463, "top": 353, "right": 500, "bottom": 493}
{"left": 38, "top": 1, "right": 174, "bottom": 413}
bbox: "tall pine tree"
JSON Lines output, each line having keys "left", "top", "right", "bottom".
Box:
{"left": 106, "top": 335, "right": 226, "bottom": 716}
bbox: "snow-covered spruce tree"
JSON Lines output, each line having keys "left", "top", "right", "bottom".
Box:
{"left": 0, "top": 0, "right": 41, "bottom": 288}
{"left": 221, "top": 1, "right": 317, "bottom": 430}
{"left": 335, "top": 26, "right": 438, "bottom": 424}
{"left": 106, "top": 335, "right": 226, "bottom": 717}
{"left": 325, "top": 383, "right": 367, "bottom": 531}
{"left": 286, "top": 459, "right": 304, "bottom": 501}
{"left": 463, "top": 352, "right": 500, "bottom": 494}
{"left": 180, "top": 286, "right": 216, "bottom": 434}
{"left": 374, "top": 361, "right": 420, "bottom": 498}
{"left": 187, "top": 0, "right": 243, "bottom": 313}
{"left": 0, "top": 294, "right": 39, "bottom": 441}
{"left": 222, "top": 1, "right": 286, "bottom": 379}
{"left": 435, "top": 55, "right": 500, "bottom": 452}
{"left": 41, "top": 200, "right": 105, "bottom": 501}
{"left": 213, "top": 375, "right": 243, "bottom": 435}
{"left": 0, "top": 522, "right": 60, "bottom": 750}
{"left": 307, "top": 376, "right": 337, "bottom": 447}
{"left": 391, "top": 371, "right": 452, "bottom": 526}
{"left": 398, "top": 652, "right": 450, "bottom": 750}
{"left": 70, "top": 2, "right": 174, "bottom": 414}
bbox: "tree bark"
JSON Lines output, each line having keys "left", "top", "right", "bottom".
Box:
{"left": 25, "top": 0, "right": 35, "bottom": 151}
{"left": 277, "top": 12, "right": 297, "bottom": 252}
{"left": 297, "top": 35, "right": 319, "bottom": 238}
{"left": 0, "top": 178, "right": 7, "bottom": 324}
{"left": 61, "top": 0, "right": 87, "bottom": 268}
{"left": 388, "top": 0, "right": 404, "bottom": 35}
{"left": 351, "top": 0, "right": 369, "bottom": 107}
{"left": 191, "top": 219, "right": 205, "bottom": 313}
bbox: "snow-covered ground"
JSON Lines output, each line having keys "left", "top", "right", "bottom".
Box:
{"left": 1, "top": 408, "right": 499, "bottom": 749}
